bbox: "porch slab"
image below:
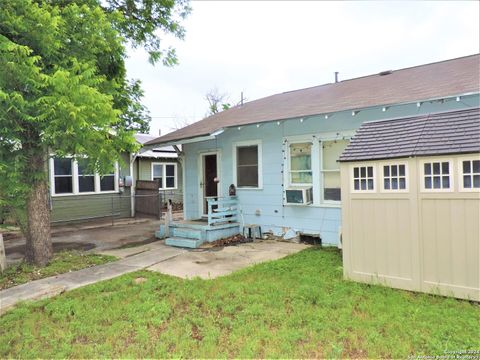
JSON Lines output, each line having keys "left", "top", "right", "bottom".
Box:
{"left": 147, "top": 240, "right": 310, "bottom": 279}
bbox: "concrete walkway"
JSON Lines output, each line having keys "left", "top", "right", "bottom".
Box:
{"left": 149, "top": 240, "right": 309, "bottom": 279}
{"left": 0, "top": 244, "right": 185, "bottom": 315}
{"left": 1, "top": 240, "right": 309, "bottom": 316}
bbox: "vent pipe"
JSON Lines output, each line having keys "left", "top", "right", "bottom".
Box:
{"left": 334, "top": 72, "right": 339, "bottom": 83}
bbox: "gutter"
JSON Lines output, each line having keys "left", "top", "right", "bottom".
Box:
{"left": 142, "top": 135, "right": 215, "bottom": 150}
{"left": 144, "top": 91, "right": 480, "bottom": 148}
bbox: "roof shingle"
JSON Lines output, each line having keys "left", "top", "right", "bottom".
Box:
{"left": 147, "top": 54, "right": 480, "bottom": 146}
{"left": 338, "top": 107, "right": 480, "bottom": 161}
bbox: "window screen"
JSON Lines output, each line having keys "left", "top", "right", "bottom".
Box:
{"left": 166, "top": 164, "right": 175, "bottom": 188}
{"left": 78, "top": 159, "right": 95, "bottom": 193}
{"left": 53, "top": 158, "right": 73, "bottom": 194}
{"left": 152, "top": 164, "right": 163, "bottom": 188}
{"left": 290, "top": 142, "right": 312, "bottom": 184}
{"left": 322, "top": 140, "right": 348, "bottom": 201}
{"left": 237, "top": 145, "right": 259, "bottom": 187}
{"left": 100, "top": 173, "right": 115, "bottom": 191}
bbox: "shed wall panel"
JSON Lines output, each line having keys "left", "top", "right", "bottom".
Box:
{"left": 342, "top": 153, "right": 480, "bottom": 300}
{"left": 421, "top": 198, "right": 479, "bottom": 293}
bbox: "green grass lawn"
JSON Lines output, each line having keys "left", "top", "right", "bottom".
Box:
{"left": 0, "top": 251, "right": 116, "bottom": 290}
{"left": 0, "top": 247, "right": 478, "bottom": 358}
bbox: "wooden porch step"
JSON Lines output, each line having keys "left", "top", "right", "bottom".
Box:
{"left": 173, "top": 227, "right": 203, "bottom": 240}
{"left": 165, "top": 237, "right": 204, "bottom": 249}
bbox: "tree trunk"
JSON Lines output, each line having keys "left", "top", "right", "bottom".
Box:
{"left": 25, "top": 153, "right": 52, "bottom": 266}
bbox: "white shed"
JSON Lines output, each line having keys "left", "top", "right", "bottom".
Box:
{"left": 339, "top": 108, "right": 480, "bottom": 301}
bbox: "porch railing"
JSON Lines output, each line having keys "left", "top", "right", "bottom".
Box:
{"left": 207, "top": 196, "right": 238, "bottom": 226}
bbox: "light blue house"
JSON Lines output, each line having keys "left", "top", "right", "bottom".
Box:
{"left": 147, "top": 54, "right": 480, "bottom": 248}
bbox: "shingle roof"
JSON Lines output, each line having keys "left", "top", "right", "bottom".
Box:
{"left": 339, "top": 107, "right": 480, "bottom": 162}
{"left": 147, "top": 54, "right": 480, "bottom": 146}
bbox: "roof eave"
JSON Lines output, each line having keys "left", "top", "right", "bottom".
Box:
{"left": 143, "top": 134, "right": 215, "bottom": 149}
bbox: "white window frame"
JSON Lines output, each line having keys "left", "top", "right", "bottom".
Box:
{"left": 232, "top": 140, "right": 263, "bottom": 190}
{"left": 77, "top": 158, "right": 97, "bottom": 194}
{"left": 320, "top": 139, "right": 349, "bottom": 204}
{"left": 420, "top": 158, "right": 454, "bottom": 192}
{"left": 350, "top": 164, "right": 376, "bottom": 193}
{"left": 151, "top": 162, "right": 178, "bottom": 190}
{"left": 49, "top": 157, "right": 119, "bottom": 197}
{"left": 287, "top": 140, "right": 314, "bottom": 187}
{"left": 458, "top": 155, "right": 480, "bottom": 192}
{"left": 379, "top": 161, "right": 409, "bottom": 193}
{"left": 283, "top": 132, "right": 353, "bottom": 207}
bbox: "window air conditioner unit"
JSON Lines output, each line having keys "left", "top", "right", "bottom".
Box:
{"left": 285, "top": 187, "right": 313, "bottom": 205}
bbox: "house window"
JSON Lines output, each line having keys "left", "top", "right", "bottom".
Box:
{"left": 236, "top": 145, "right": 259, "bottom": 187}
{"left": 152, "top": 163, "right": 163, "bottom": 186}
{"left": 462, "top": 159, "right": 480, "bottom": 189}
{"left": 100, "top": 172, "right": 115, "bottom": 192}
{"left": 383, "top": 164, "right": 407, "bottom": 190}
{"left": 77, "top": 159, "right": 95, "bottom": 193}
{"left": 423, "top": 161, "right": 450, "bottom": 190}
{"left": 290, "top": 142, "right": 312, "bottom": 184}
{"left": 321, "top": 140, "right": 349, "bottom": 201}
{"left": 53, "top": 158, "right": 73, "bottom": 194}
{"left": 353, "top": 165, "right": 374, "bottom": 191}
{"left": 165, "top": 164, "right": 176, "bottom": 188}
{"left": 50, "top": 157, "right": 118, "bottom": 196}
{"left": 152, "top": 163, "right": 177, "bottom": 189}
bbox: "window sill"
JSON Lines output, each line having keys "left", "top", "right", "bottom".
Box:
{"left": 236, "top": 187, "right": 263, "bottom": 191}
{"left": 52, "top": 191, "right": 119, "bottom": 197}
{"left": 458, "top": 188, "right": 480, "bottom": 192}
{"left": 284, "top": 203, "right": 341, "bottom": 208}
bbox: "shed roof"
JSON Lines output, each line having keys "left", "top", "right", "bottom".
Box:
{"left": 339, "top": 107, "right": 480, "bottom": 162}
{"left": 147, "top": 54, "right": 480, "bottom": 146}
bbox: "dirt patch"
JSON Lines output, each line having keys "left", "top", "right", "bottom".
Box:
{"left": 201, "top": 234, "right": 252, "bottom": 249}
{"left": 134, "top": 277, "right": 147, "bottom": 284}
{"left": 7, "top": 242, "right": 96, "bottom": 256}
{"left": 1, "top": 231, "right": 21, "bottom": 241}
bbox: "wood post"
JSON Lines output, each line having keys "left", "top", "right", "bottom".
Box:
{"left": 164, "top": 200, "right": 172, "bottom": 238}
{"left": 0, "top": 233, "right": 7, "bottom": 273}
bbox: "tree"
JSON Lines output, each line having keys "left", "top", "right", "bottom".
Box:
{"left": 0, "top": 0, "right": 190, "bottom": 265}
{"left": 205, "top": 87, "right": 246, "bottom": 116}
{"left": 205, "top": 87, "right": 230, "bottom": 116}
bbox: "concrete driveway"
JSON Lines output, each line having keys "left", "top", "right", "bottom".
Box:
{"left": 3, "top": 218, "right": 164, "bottom": 265}
{"left": 102, "top": 240, "right": 310, "bottom": 279}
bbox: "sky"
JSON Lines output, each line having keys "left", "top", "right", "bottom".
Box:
{"left": 125, "top": 1, "right": 480, "bottom": 137}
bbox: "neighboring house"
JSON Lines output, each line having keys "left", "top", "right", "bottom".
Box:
{"left": 145, "top": 54, "right": 480, "bottom": 247}
{"left": 133, "top": 134, "right": 183, "bottom": 206}
{"left": 339, "top": 108, "right": 479, "bottom": 300}
{"left": 49, "top": 134, "right": 182, "bottom": 223}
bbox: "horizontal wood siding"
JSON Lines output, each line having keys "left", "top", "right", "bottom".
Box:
{"left": 50, "top": 153, "right": 132, "bottom": 223}
{"left": 137, "top": 158, "right": 183, "bottom": 204}
{"left": 183, "top": 96, "right": 478, "bottom": 245}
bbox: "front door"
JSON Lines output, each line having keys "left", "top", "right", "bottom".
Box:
{"left": 201, "top": 153, "right": 218, "bottom": 216}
